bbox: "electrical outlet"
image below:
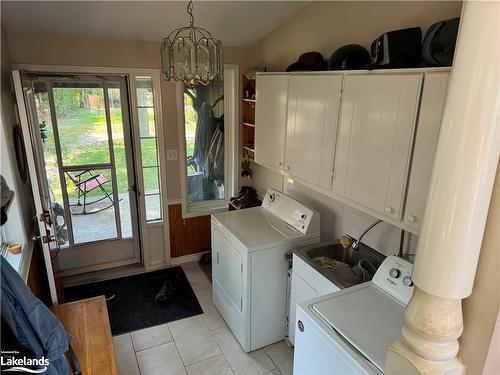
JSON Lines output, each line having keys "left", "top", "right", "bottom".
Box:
{"left": 166, "top": 149, "right": 178, "bottom": 161}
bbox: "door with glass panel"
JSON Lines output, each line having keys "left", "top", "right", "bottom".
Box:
{"left": 22, "top": 74, "right": 141, "bottom": 274}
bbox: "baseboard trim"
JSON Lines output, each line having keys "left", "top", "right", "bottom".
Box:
{"left": 171, "top": 251, "right": 209, "bottom": 265}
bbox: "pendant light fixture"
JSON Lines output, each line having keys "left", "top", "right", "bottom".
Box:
{"left": 161, "top": 0, "right": 223, "bottom": 86}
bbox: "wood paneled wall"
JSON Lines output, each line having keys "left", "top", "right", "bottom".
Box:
{"left": 168, "top": 204, "right": 211, "bottom": 258}
{"left": 27, "top": 241, "right": 52, "bottom": 305}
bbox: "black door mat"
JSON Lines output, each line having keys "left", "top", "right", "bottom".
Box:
{"left": 63, "top": 266, "right": 203, "bottom": 336}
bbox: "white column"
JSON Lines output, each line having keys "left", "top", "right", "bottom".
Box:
{"left": 385, "top": 2, "right": 500, "bottom": 374}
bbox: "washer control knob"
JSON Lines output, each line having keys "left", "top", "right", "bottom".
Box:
{"left": 389, "top": 268, "right": 401, "bottom": 278}
{"left": 300, "top": 213, "right": 307, "bottom": 220}
{"left": 403, "top": 276, "right": 414, "bottom": 287}
{"left": 268, "top": 193, "right": 275, "bottom": 202}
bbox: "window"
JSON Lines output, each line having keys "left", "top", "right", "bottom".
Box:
{"left": 183, "top": 78, "right": 225, "bottom": 204}
{"left": 180, "top": 66, "right": 238, "bottom": 216}
{"left": 135, "top": 76, "right": 162, "bottom": 222}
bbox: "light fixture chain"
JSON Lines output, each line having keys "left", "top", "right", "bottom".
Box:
{"left": 187, "top": 0, "right": 194, "bottom": 28}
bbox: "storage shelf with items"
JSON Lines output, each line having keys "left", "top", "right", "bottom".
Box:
{"left": 242, "top": 75, "right": 256, "bottom": 158}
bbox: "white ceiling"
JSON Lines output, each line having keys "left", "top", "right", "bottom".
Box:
{"left": 1, "top": 1, "right": 306, "bottom": 47}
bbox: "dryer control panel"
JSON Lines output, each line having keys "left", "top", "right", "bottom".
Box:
{"left": 262, "top": 189, "right": 314, "bottom": 234}
{"left": 373, "top": 256, "right": 414, "bottom": 306}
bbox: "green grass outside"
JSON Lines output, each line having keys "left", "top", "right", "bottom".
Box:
{"left": 42, "top": 107, "right": 158, "bottom": 201}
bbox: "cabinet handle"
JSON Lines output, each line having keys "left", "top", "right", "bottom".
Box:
{"left": 277, "top": 161, "right": 283, "bottom": 167}
{"left": 285, "top": 165, "right": 290, "bottom": 171}
{"left": 385, "top": 206, "right": 395, "bottom": 214}
{"left": 216, "top": 252, "right": 220, "bottom": 264}
{"left": 407, "top": 215, "right": 417, "bottom": 224}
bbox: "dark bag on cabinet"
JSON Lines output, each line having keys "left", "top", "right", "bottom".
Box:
{"left": 422, "top": 18, "right": 460, "bottom": 66}
{"left": 370, "top": 27, "right": 422, "bottom": 68}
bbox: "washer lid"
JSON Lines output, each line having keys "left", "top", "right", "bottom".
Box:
{"left": 312, "top": 283, "right": 405, "bottom": 372}
{"left": 212, "top": 207, "right": 318, "bottom": 250}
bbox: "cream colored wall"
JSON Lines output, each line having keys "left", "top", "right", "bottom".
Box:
{"left": 459, "top": 166, "right": 500, "bottom": 375}
{"left": 482, "top": 311, "right": 500, "bottom": 375}
{"left": 253, "top": 1, "right": 462, "bottom": 71}
{"left": 5, "top": 31, "right": 253, "bottom": 200}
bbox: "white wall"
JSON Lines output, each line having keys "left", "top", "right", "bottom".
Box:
{"left": 284, "top": 181, "right": 417, "bottom": 257}
{"left": 459, "top": 166, "right": 500, "bottom": 374}
{"left": 0, "top": 29, "right": 35, "bottom": 250}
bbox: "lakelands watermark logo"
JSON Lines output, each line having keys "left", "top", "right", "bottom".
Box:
{"left": 1, "top": 351, "right": 49, "bottom": 373}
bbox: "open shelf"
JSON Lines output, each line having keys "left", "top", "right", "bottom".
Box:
{"left": 242, "top": 75, "right": 256, "bottom": 159}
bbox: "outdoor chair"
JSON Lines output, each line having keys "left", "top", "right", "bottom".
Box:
{"left": 66, "top": 170, "right": 119, "bottom": 215}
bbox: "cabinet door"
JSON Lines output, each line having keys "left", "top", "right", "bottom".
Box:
{"left": 212, "top": 229, "right": 243, "bottom": 311}
{"left": 334, "top": 74, "right": 422, "bottom": 220}
{"left": 403, "top": 73, "right": 449, "bottom": 231}
{"left": 285, "top": 74, "right": 342, "bottom": 190}
{"left": 255, "top": 74, "right": 289, "bottom": 171}
{"left": 288, "top": 271, "right": 320, "bottom": 346}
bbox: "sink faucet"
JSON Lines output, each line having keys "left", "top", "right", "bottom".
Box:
{"left": 351, "top": 219, "right": 383, "bottom": 250}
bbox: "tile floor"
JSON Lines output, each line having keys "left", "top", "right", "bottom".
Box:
{"left": 113, "top": 261, "right": 294, "bottom": 375}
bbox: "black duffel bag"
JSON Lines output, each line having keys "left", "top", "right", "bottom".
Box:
{"left": 422, "top": 18, "right": 460, "bottom": 67}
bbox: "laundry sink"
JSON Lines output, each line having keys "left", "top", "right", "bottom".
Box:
{"left": 294, "top": 241, "right": 386, "bottom": 288}
{"left": 306, "top": 243, "right": 383, "bottom": 268}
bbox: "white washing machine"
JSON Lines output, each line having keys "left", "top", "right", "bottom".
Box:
{"left": 211, "top": 189, "right": 320, "bottom": 352}
{"left": 294, "top": 256, "right": 414, "bottom": 374}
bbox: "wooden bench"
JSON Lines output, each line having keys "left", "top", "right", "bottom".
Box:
{"left": 51, "top": 296, "right": 118, "bottom": 375}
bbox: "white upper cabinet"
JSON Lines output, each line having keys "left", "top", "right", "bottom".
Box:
{"left": 333, "top": 74, "right": 422, "bottom": 220}
{"left": 254, "top": 69, "right": 449, "bottom": 233}
{"left": 403, "top": 73, "right": 449, "bottom": 231}
{"left": 255, "top": 74, "right": 289, "bottom": 172}
{"left": 285, "top": 74, "right": 342, "bottom": 190}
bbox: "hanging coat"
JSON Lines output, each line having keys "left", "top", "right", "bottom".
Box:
{"left": 1, "top": 256, "right": 71, "bottom": 374}
{"left": 192, "top": 102, "right": 216, "bottom": 170}
{"left": 204, "top": 115, "right": 225, "bottom": 182}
